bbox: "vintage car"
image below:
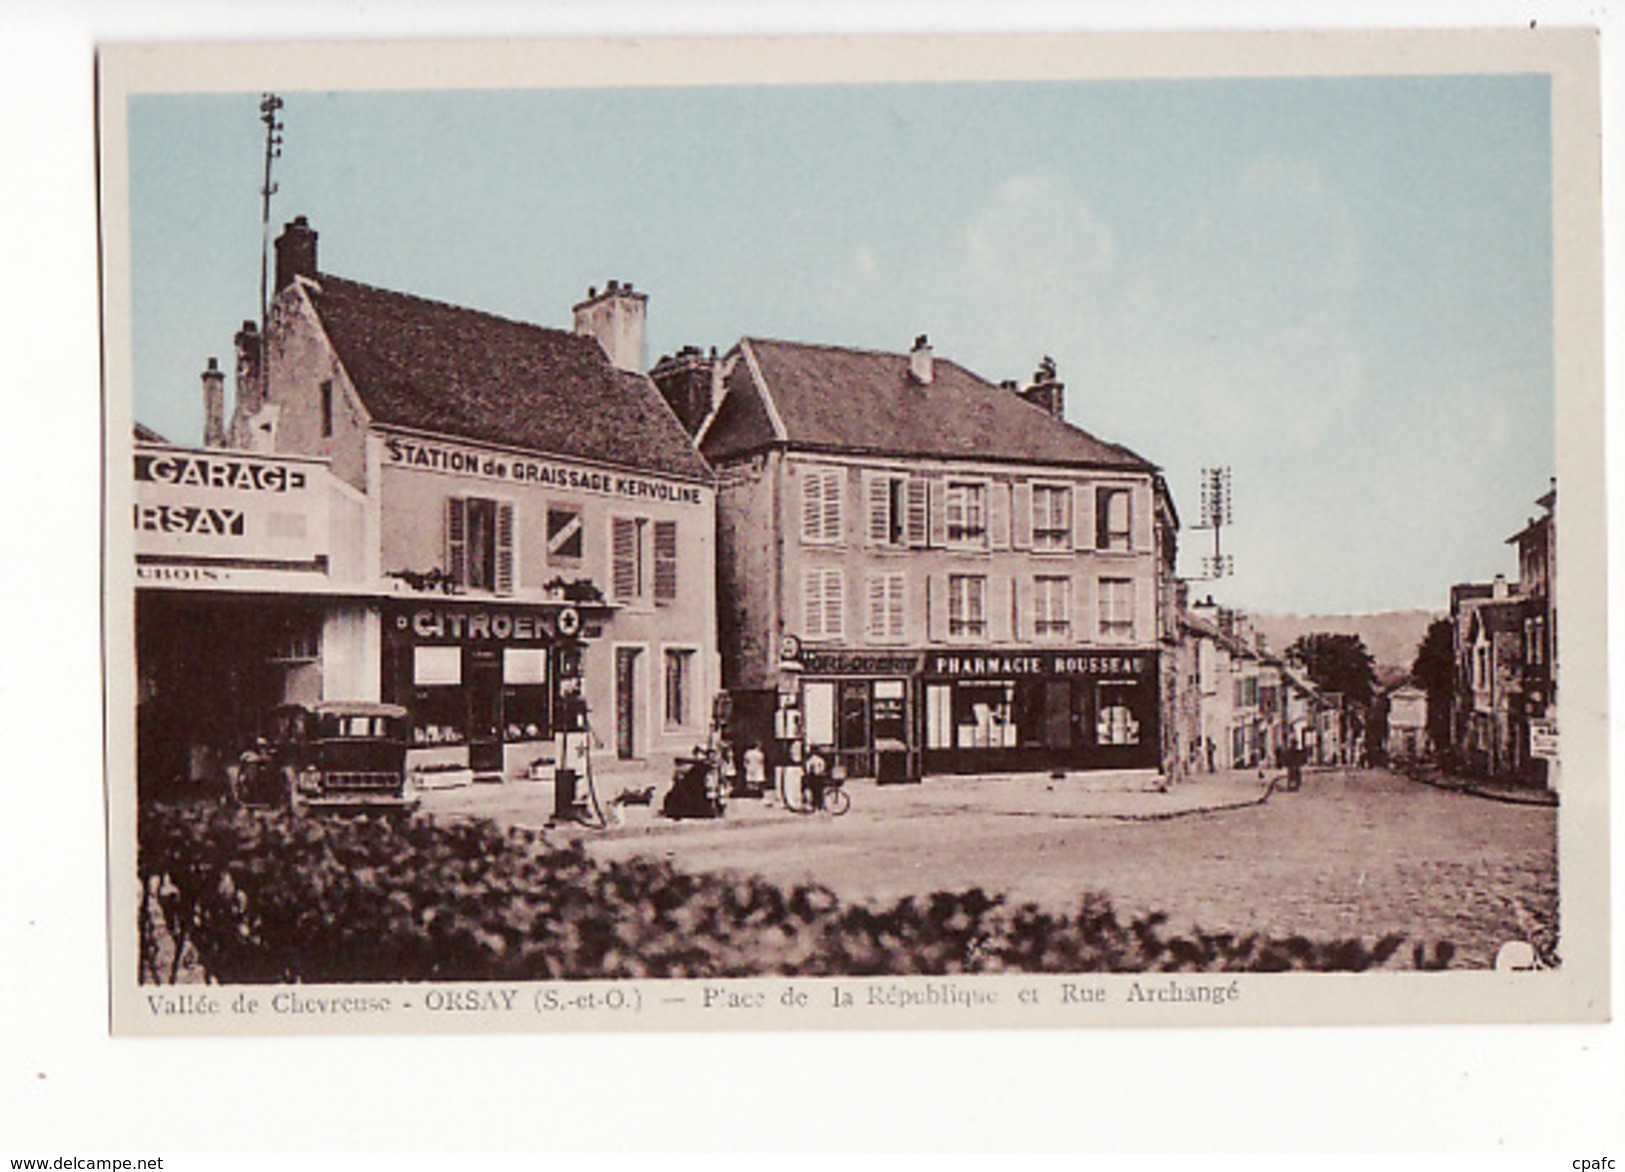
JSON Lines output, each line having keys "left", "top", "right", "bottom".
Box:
{"left": 228, "top": 701, "right": 418, "bottom": 815}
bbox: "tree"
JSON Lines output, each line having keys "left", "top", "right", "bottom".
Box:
{"left": 1285, "top": 632, "right": 1376, "bottom": 706}
{"left": 1411, "top": 617, "right": 1455, "bottom": 761}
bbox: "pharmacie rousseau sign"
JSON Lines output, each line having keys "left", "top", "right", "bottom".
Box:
{"left": 383, "top": 436, "right": 706, "bottom": 507}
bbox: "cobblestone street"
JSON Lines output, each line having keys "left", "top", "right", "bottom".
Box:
{"left": 556, "top": 766, "right": 1558, "bottom": 968}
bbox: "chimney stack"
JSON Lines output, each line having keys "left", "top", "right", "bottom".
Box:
{"left": 230, "top": 320, "right": 264, "bottom": 448}
{"left": 201, "top": 357, "right": 226, "bottom": 448}
{"left": 274, "top": 215, "right": 318, "bottom": 292}
{"left": 1492, "top": 573, "right": 1510, "bottom": 600}
{"left": 572, "top": 279, "right": 648, "bottom": 373}
{"left": 650, "top": 344, "right": 722, "bottom": 437}
{"left": 908, "top": 334, "right": 933, "bottom": 385}
{"left": 1020, "top": 355, "right": 1065, "bottom": 420}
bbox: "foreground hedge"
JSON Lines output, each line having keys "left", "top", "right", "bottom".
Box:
{"left": 138, "top": 804, "right": 1452, "bottom": 983}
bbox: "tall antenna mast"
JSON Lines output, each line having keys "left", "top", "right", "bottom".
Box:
{"left": 257, "top": 93, "right": 285, "bottom": 334}
{"left": 1195, "top": 465, "right": 1234, "bottom": 580}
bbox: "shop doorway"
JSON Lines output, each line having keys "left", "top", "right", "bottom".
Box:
{"left": 837, "top": 680, "right": 873, "bottom": 778}
{"left": 615, "top": 647, "right": 642, "bottom": 760}
{"left": 466, "top": 648, "right": 503, "bottom": 773}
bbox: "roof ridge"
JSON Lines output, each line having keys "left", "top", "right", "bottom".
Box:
{"left": 316, "top": 272, "right": 583, "bottom": 344}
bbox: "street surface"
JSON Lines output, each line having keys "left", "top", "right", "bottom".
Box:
{"left": 423, "top": 766, "right": 1558, "bottom": 968}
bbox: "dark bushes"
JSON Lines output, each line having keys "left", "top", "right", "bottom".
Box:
{"left": 139, "top": 803, "right": 1437, "bottom": 984}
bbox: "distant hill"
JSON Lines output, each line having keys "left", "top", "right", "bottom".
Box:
{"left": 1248, "top": 609, "right": 1444, "bottom": 679}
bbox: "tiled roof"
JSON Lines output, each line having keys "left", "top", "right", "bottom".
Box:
{"left": 702, "top": 337, "right": 1155, "bottom": 471}
{"left": 303, "top": 275, "right": 711, "bottom": 482}
{"left": 1470, "top": 598, "right": 1526, "bottom": 638}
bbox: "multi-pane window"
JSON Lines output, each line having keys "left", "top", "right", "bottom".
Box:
{"left": 803, "top": 567, "right": 846, "bottom": 640}
{"left": 612, "top": 516, "right": 646, "bottom": 601}
{"left": 946, "top": 481, "right": 988, "bottom": 547}
{"left": 866, "top": 572, "right": 907, "bottom": 641}
{"left": 446, "top": 496, "right": 515, "bottom": 595}
{"left": 1096, "top": 487, "right": 1132, "bottom": 551}
{"left": 801, "top": 467, "right": 843, "bottom": 545}
{"left": 664, "top": 648, "right": 695, "bottom": 728}
{"left": 1033, "top": 576, "right": 1072, "bottom": 639}
{"left": 502, "top": 648, "right": 550, "bottom": 742}
{"left": 1032, "top": 485, "right": 1072, "bottom": 551}
{"left": 948, "top": 574, "right": 988, "bottom": 638}
{"left": 546, "top": 505, "right": 583, "bottom": 561}
{"left": 1097, "top": 576, "right": 1134, "bottom": 641}
{"left": 867, "top": 474, "right": 913, "bottom": 547}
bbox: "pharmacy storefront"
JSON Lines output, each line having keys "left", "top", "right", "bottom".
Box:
{"left": 793, "top": 645, "right": 1162, "bottom": 780}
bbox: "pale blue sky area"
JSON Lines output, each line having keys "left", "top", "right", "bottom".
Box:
{"left": 127, "top": 76, "right": 1554, "bottom": 615}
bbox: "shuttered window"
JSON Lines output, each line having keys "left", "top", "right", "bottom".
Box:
{"left": 867, "top": 474, "right": 908, "bottom": 547}
{"left": 946, "top": 481, "right": 988, "bottom": 547}
{"left": 865, "top": 572, "right": 907, "bottom": 641}
{"left": 1034, "top": 576, "right": 1071, "bottom": 638}
{"left": 1098, "top": 576, "right": 1135, "bottom": 641}
{"left": 613, "top": 516, "right": 644, "bottom": 601}
{"left": 445, "top": 496, "right": 514, "bottom": 595}
{"left": 948, "top": 574, "right": 988, "bottom": 639}
{"left": 1097, "top": 487, "right": 1132, "bottom": 551}
{"left": 1032, "top": 485, "right": 1072, "bottom": 551}
{"left": 801, "top": 467, "right": 843, "bottom": 545}
{"left": 653, "top": 519, "right": 678, "bottom": 603}
{"left": 803, "top": 567, "right": 845, "bottom": 640}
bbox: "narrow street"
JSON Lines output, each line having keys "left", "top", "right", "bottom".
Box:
{"left": 553, "top": 766, "right": 1558, "bottom": 969}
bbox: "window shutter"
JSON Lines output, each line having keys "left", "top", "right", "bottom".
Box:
{"left": 906, "top": 477, "right": 929, "bottom": 547}
{"left": 989, "top": 482, "right": 1011, "bottom": 550}
{"left": 927, "top": 574, "right": 948, "bottom": 642}
{"left": 824, "top": 471, "right": 843, "bottom": 545}
{"left": 1073, "top": 574, "right": 1091, "bottom": 642}
{"left": 824, "top": 570, "right": 845, "bottom": 640}
{"left": 867, "top": 477, "right": 891, "bottom": 546}
{"left": 494, "top": 500, "right": 515, "bottom": 596}
{"left": 803, "top": 568, "right": 824, "bottom": 638}
{"left": 612, "top": 516, "right": 638, "bottom": 600}
{"left": 989, "top": 576, "right": 1011, "bottom": 642}
{"left": 445, "top": 497, "right": 467, "bottom": 586}
{"left": 1135, "top": 573, "right": 1154, "bottom": 644}
{"left": 887, "top": 575, "right": 905, "bottom": 640}
{"left": 928, "top": 477, "right": 948, "bottom": 548}
{"left": 866, "top": 574, "right": 886, "bottom": 639}
{"left": 1132, "top": 484, "right": 1153, "bottom": 552}
{"left": 654, "top": 519, "right": 678, "bottom": 603}
{"left": 1016, "top": 575, "right": 1035, "bottom": 641}
{"left": 801, "top": 471, "right": 823, "bottom": 543}
{"left": 1011, "top": 481, "right": 1033, "bottom": 550}
{"left": 1074, "top": 485, "right": 1094, "bottom": 552}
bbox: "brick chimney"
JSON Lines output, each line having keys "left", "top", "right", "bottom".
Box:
{"left": 201, "top": 357, "right": 226, "bottom": 448}
{"left": 650, "top": 344, "right": 724, "bottom": 437}
{"left": 572, "top": 279, "right": 648, "bottom": 373}
{"left": 1020, "top": 356, "right": 1065, "bottom": 419}
{"left": 274, "top": 215, "right": 318, "bottom": 292}
{"left": 1492, "top": 573, "right": 1510, "bottom": 600}
{"left": 908, "top": 334, "right": 933, "bottom": 385}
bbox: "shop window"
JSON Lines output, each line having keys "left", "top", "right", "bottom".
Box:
{"left": 873, "top": 679, "right": 908, "bottom": 746}
{"left": 1096, "top": 683, "right": 1141, "bottom": 746}
{"left": 502, "top": 647, "right": 549, "bottom": 742}
{"left": 612, "top": 516, "right": 647, "bottom": 601}
{"left": 946, "top": 481, "right": 987, "bottom": 547}
{"left": 663, "top": 648, "right": 695, "bottom": 728}
{"left": 654, "top": 520, "right": 679, "bottom": 604}
{"left": 412, "top": 645, "right": 465, "bottom": 745}
{"left": 1032, "top": 485, "right": 1072, "bottom": 552}
{"left": 866, "top": 572, "right": 907, "bottom": 641}
{"left": 925, "top": 684, "right": 953, "bottom": 749}
{"left": 948, "top": 574, "right": 987, "bottom": 639}
{"left": 953, "top": 681, "right": 1016, "bottom": 749}
{"left": 447, "top": 496, "right": 515, "bottom": 595}
{"left": 803, "top": 567, "right": 845, "bottom": 641}
{"left": 1096, "top": 487, "right": 1132, "bottom": 551}
{"left": 804, "top": 681, "right": 837, "bottom": 747}
{"left": 268, "top": 614, "right": 321, "bottom": 663}
{"left": 801, "top": 467, "right": 843, "bottom": 545}
{"left": 1033, "top": 576, "right": 1071, "bottom": 639}
{"left": 1097, "top": 576, "right": 1134, "bottom": 642}
{"left": 547, "top": 505, "right": 583, "bottom": 561}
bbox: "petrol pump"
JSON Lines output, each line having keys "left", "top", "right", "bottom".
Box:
{"left": 774, "top": 637, "right": 806, "bottom": 808}
{"left": 551, "top": 619, "right": 590, "bottom": 823}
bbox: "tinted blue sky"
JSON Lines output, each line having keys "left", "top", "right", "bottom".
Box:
{"left": 127, "top": 75, "right": 1553, "bottom": 614}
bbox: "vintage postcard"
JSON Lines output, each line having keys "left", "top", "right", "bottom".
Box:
{"left": 99, "top": 29, "right": 1608, "bottom": 1036}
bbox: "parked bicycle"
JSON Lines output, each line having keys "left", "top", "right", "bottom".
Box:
{"left": 784, "top": 753, "right": 850, "bottom": 816}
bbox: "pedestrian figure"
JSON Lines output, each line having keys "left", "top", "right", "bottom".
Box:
{"left": 1285, "top": 744, "right": 1305, "bottom": 791}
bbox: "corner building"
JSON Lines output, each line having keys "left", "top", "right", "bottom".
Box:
{"left": 247, "top": 218, "right": 717, "bottom": 781}
{"left": 697, "top": 337, "right": 1177, "bottom": 779}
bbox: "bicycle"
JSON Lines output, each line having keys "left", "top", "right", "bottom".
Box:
{"left": 784, "top": 754, "right": 850, "bottom": 816}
